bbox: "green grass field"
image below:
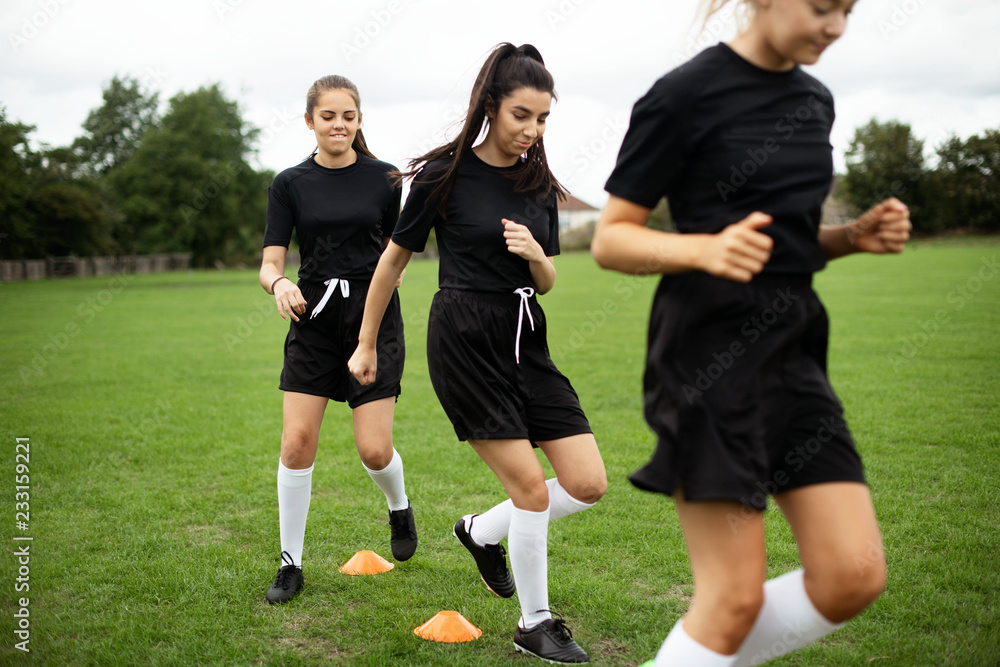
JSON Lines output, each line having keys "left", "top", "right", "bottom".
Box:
{"left": 2, "top": 238, "right": 998, "bottom": 666}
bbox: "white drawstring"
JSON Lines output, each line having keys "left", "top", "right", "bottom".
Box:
{"left": 310, "top": 279, "right": 350, "bottom": 319}
{"left": 513, "top": 287, "right": 536, "bottom": 364}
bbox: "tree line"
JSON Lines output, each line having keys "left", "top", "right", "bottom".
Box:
{"left": 1, "top": 76, "right": 997, "bottom": 266}
{"left": 0, "top": 76, "right": 272, "bottom": 267}
{"left": 841, "top": 120, "right": 999, "bottom": 233}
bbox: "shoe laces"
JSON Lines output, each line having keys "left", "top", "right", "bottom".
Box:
{"left": 541, "top": 611, "right": 574, "bottom": 642}
{"left": 485, "top": 542, "right": 509, "bottom": 573}
{"left": 389, "top": 508, "right": 416, "bottom": 540}
{"left": 272, "top": 551, "right": 299, "bottom": 589}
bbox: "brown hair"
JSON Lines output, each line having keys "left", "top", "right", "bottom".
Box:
{"left": 402, "top": 43, "right": 566, "bottom": 217}
{"left": 305, "top": 75, "right": 376, "bottom": 160}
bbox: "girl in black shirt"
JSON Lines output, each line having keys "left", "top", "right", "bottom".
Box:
{"left": 593, "top": 1, "right": 910, "bottom": 665}
{"left": 258, "top": 75, "right": 415, "bottom": 605}
{"left": 349, "top": 44, "right": 605, "bottom": 664}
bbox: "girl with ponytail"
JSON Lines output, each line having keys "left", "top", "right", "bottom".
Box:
{"left": 350, "top": 43, "right": 605, "bottom": 664}
{"left": 259, "top": 75, "right": 417, "bottom": 606}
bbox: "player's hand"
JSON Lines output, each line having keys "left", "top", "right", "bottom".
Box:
{"left": 847, "top": 198, "right": 911, "bottom": 254}
{"left": 502, "top": 219, "right": 545, "bottom": 262}
{"left": 699, "top": 212, "right": 774, "bottom": 282}
{"left": 348, "top": 345, "right": 378, "bottom": 385}
{"left": 274, "top": 279, "right": 307, "bottom": 322}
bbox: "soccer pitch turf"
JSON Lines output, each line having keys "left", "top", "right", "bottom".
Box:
{"left": 1, "top": 238, "right": 998, "bottom": 665}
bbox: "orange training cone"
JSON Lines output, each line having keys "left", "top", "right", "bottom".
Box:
{"left": 414, "top": 610, "right": 482, "bottom": 643}
{"left": 339, "top": 550, "right": 394, "bottom": 575}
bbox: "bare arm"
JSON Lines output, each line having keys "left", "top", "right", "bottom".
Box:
{"left": 820, "top": 197, "right": 911, "bottom": 260}
{"left": 591, "top": 195, "right": 774, "bottom": 282}
{"left": 385, "top": 237, "right": 406, "bottom": 288}
{"left": 260, "top": 245, "right": 307, "bottom": 321}
{"left": 348, "top": 241, "right": 413, "bottom": 385}
{"left": 501, "top": 218, "right": 555, "bottom": 294}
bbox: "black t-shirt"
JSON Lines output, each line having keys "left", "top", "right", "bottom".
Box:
{"left": 605, "top": 43, "right": 836, "bottom": 274}
{"left": 264, "top": 154, "right": 402, "bottom": 282}
{"left": 392, "top": 151, "right": 560, "bottom": 292}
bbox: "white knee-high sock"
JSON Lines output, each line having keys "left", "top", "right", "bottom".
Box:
{"left": 277, "top": 460, "right": 313, "bottom": 567}
{"left": 508, "top": 506, "right": 551, "bottom": 629}
{"left": 362, "top": 448, "right": 409, "bottom": 511}
{"left": 655, "top": 620, "right": 737, "bottom": 666}
{"left": 733, "top": 569, "right": 845, "bottom": 667}
{"left": 470, "top": 478, "right": 594, "bottom": 546}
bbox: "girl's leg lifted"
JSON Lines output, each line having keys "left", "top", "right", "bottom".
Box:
{"left": 469, "top": 433, "right": 607, "bottom": 545}
{"left": 776, "top": 482, "right": 886, "bottom": 622}
{"left": 537, "top": 433, "right": 607, "bottom": 506}
{"left": 730, "top": 482, "right": 885, "bottom": 666}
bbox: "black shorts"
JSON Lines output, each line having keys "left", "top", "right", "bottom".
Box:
{"left": 632, "top": 272, "right": 865, "bottom": 510}
{"left": 279, "top": 278, "right": 404, "bottom": 409}
{"left": 426, "top": 288, "right": 592, "bottom": 443}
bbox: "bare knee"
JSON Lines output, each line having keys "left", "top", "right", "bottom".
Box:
{"left": 356, "top": 441, "right": 393, "bottom": 470}
{"left": 513, "top": 477, "right": 550, "bottom": 512}
{"left": 560, "top": 473, "right": 607, "bottom": 505}
{"left": 691, "top": 585, "right": 764, "bottom": 652}
{"left": 721, "top": 586, "right": 765, "bottom": 645}
{"left": 808, "top": 557, "right": 887, "bottom": 623}
{"left": 281, "top": 428, "right": 318, "bottom": 469}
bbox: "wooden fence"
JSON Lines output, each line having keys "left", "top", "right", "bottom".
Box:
{"left": 0, "top": 253, "right": 193, "bottom": 282}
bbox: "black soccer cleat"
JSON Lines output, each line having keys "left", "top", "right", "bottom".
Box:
{"left": 453, "top": 515, "right": 515, "bottom": 598}
{"left": 514, "top": 617, "right": 590, "bottom": 664}
{"left": 389, "top": 503, "right": 418, "bottom": 561}
{"left": 265, "top": 551, "right": 304, "bottom": 604}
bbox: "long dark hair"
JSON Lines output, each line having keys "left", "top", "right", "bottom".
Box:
{"left": 305, "top": 75, "right": 377, "bottom": 160}
{"left": 403, "top": 43, "right": 567, "bottom": 216}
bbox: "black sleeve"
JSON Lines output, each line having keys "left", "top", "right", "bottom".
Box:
{"left": 263, "top": 176, "right": 294, "bottom": 248}
{"left": 544, "top": 196, "right": 560, "bottom": 257}
{"left": 604, "top": 75, "right": 692, "bottom": 209}
{"left": 391, "top": 170, "right": 440, "bottom": 253}
{"left": 379, "top": 174, "right": 403, "bottom": 239}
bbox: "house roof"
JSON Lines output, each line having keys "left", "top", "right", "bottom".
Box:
{"left": 558, "top": 194, "right": 599, "bottom": 212}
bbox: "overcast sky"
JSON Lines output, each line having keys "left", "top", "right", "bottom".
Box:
{"left": 3, "top": 0, "right": 999, "bottom": 208}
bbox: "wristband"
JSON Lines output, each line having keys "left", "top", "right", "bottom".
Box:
{"left": 270, "top": 275, "right": 289, "bottom": 295}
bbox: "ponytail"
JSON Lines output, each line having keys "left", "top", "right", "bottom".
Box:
{"left": 401, "top": 43, "right": 566, "bottom": 217}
